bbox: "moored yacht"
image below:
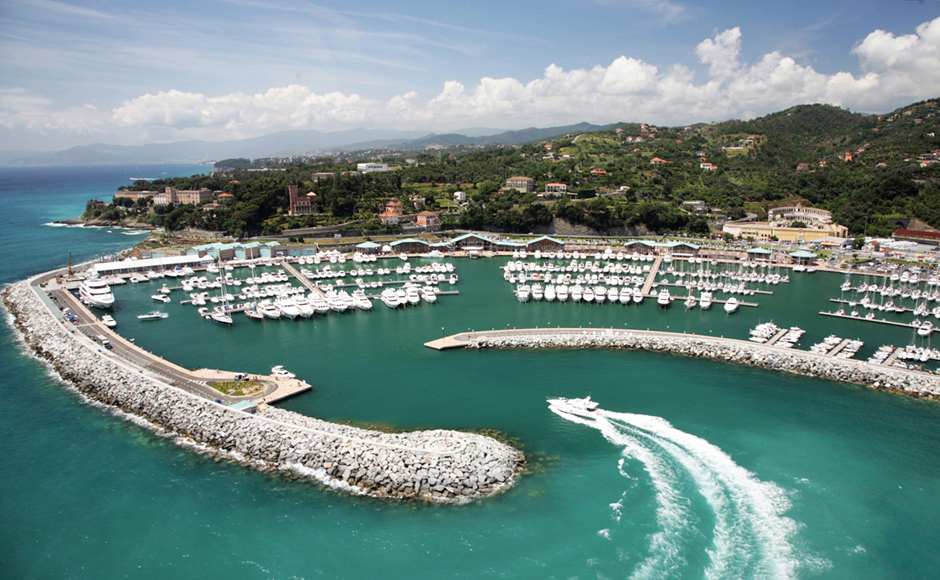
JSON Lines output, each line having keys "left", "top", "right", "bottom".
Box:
{"left": 657, "top": 288, "right": 671, "bottom": 307}
{"left": 79, "top": 277, "right": 116, "bottom": 309}
{"left": 700, "top": 291, "right": 713, "bottom": 310}
{"left": 257, "top": 300, "right": 281, "bottom": 319}
{"left": 724, "top": 296, "right": 740, "bottom": 313}
{"left": 380, "top": 288, "right": 401, "bottom": 308}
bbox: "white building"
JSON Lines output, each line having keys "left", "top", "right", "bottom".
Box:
{"left": 356, "top": 163, "right": 390, "bottom": 173}
{"left": 454, "top": 191, "right": 467, "bottom": 202}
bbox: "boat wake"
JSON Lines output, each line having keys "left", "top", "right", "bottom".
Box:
{"left": 550, "top": 405, "right": 813, "bottom": 580}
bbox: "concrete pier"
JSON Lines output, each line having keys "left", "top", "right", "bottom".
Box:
{"left": 425, "top": 327, "right": 940, "bottom": 402}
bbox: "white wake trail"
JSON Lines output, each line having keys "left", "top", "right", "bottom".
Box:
{"left": 551, "top": 406, "right": 806, "bottom": 580}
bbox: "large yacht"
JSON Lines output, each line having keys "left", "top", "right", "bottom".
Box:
{"left": 657, "top": 288, "right": 671, "bottom": 308}
{"left": 257, "top": 300, "right": 281, "bottom": 319}
{"left": 293, "top": 295, "right": 315, "bottom": 318}
{"left": 700, "top": 291, "right": 713, "bottom": 310}
{"left": 79, "top": 277, "right": 115, "bottom": 309}
{"left": 632, "top": 287, "right": 644, "bottom": 304}
{"left": 547, "top": 396, "right": 600, "bottom": 419}
{"left": 380, "top": 288, "right": 401, "bottom": 308}
{"left": 274, "top": 295, "right": 301, "bottom": 319}
{"left": 724, "top": 296, "right": 740, "bottom": 313}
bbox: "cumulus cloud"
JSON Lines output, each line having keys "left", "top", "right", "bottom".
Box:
{"left": 5, "top": 17, "right": 940, "bottom": 147}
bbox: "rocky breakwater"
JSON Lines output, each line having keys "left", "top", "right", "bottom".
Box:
{"left": 2, "top": 280, "right": 525, "bottom": 503}
{"left": 466, "top": 330, "right": 940, "bottom": 401}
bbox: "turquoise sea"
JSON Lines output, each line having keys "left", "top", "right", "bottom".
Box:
{"left": 2, "top": 165, "right": 940, "bottom": 580}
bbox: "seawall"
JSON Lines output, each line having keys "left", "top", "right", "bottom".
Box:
{"left": 2, "top": 279, "right": 525, "bottom": 503}
{"left": 459, "top": 329, "right": 940, "bottom": 401}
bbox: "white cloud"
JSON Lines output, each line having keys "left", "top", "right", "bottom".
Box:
{"left": 4, "top": 17, "right": 940, "bottom": 148}
{"left": 695, "top": 27, "right": 742, "bottom": 80}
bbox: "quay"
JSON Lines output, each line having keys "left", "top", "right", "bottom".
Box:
{"left": 40, "top": 276, "right": 310, "bottom": 404}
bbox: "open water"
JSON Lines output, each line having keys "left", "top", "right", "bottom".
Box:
{"left": 2, "top": 165, "right": 940, "bottom": 579}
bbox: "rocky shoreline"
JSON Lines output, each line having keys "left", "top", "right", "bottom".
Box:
{"left": 2, "top": 280, "right": 525, "bottom": 503}
{"left": 466, "top": 331, "right": 940, "bottom": 401}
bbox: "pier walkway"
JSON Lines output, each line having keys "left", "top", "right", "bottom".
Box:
{"left": 640, "top": 256, "right": 663, "bottom": 296}
{"left": 819, "top": 310, "right": 923, "bottom": 331}
{"left": 281, "top": 261, "right": 325, "bottom": 297}
{"left": 765, "top": 328, "right": 790, "bottom": 346}
{"left": 828, "top": 339, "right": 853, "bottom": 356}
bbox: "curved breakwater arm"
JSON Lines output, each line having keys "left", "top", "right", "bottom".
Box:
{"left": 439, "top": 328, "right": 940, "bottom": 402}
{"left": 2, "top": 278, "right": 525, "bottom": 503}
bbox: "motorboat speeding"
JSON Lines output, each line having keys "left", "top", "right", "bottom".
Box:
{"left": 547, "top": 396, "right": 601, "bottom": 418}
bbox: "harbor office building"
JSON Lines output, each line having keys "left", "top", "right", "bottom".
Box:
{"left": 722, "top": 222, "right": 848, "bottom": 243}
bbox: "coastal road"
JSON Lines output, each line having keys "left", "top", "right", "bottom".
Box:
{"left": 48, "top": 287, "right": 278, "bottom": 404}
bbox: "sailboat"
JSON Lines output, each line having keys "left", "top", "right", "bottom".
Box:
{"left": 210, "top": 278, "right": 234, "bottom": 325}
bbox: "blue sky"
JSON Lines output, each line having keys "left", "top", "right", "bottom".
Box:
{"left": 2, "top": 0, "right": 939, "bottom": 150}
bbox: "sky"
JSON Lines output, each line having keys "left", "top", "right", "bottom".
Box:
{"left": 2, "top": 0, "right": 940, "bottom": 151}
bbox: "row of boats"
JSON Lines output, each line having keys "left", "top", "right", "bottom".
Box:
{"left": 242, "top": 289, "right": 375, "bottom": 319}
{"left": 749, "top": 323, "right": 805, "bottom": 347}
{"left": 378, "top": 285, "right": 439, "bottom": 308}
{"left": 809, "top": 335, "right": 864, "bottom": 358}
{"left": 512, "top": 283, "right": 740, "bottom": 312}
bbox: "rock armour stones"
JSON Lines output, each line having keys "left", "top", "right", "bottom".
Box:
{"left": 2, "top": 280, "right": 525, "bottom": 503}
{"left": 466, "top": 331, "right": 940, "bottom": 401}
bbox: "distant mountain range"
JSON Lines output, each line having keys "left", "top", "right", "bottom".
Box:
{"left": 0, "top": 122, "right": 611, "bottom": 167}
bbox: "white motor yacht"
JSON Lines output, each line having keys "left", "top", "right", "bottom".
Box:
{"left": 79, "top": 277, "right": 116, "bottom": 309}
{"left": 137, "top": 311, "right": 168, "bottom": 321}
{"left": 274, "top": 296, "right": 301, "bottom": 319}
{"left": 100, "top": 314, "right": 117, "bottom": 327}
{"left": 700, "top": 291, "right": 713, "bottom": 310}
{"left": 380, "top": 288, "right": 401, "bottom": 308}
{"left": 271, "top": 365, "right": 295, "bottom": 379}
{"left": 309, "top": 293, "right": 330, "bottom": 314}
{"left": 547, "top": 396, "right": 600, "bottom": 419}
{"left": 151, "top": 293, "right": 171, "bottom": 303}
{"left": 657, "top": 288, "right": 671, "bottom": 307}
{"left": 724, "top": 296, "right": 740, "bottom": 313}
{"left": 405, "top": 285, "right": 422, "bottom": 306}
{"left": 632, "top": 287, "right": 644, "bottom": 304}
{"left": 257, "top": 300, "right": 281, "bottom": 319}
{"left": 293, "top": 295, "right": 315, "bottom": 318}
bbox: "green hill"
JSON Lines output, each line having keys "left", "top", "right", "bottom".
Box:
{"left": 88, "top": 98, "right": 940, "bottom": 239}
